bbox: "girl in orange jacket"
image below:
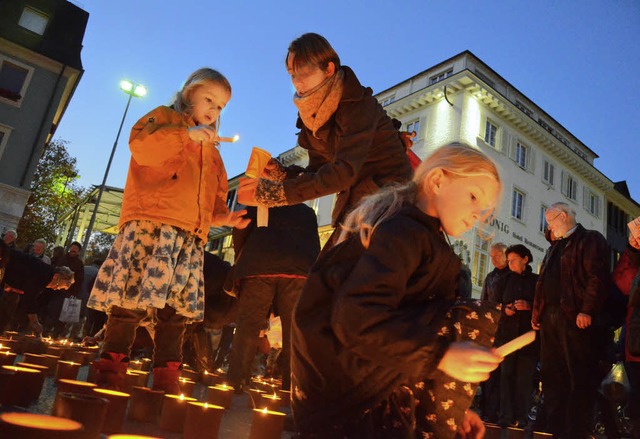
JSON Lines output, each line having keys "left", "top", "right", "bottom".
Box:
{"left": 87, "top": 68, "right": 248, "bottom": 393}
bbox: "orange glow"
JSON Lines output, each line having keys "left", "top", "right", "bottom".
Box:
{"left": 204, "top": 370, "right": 209, "bottom": 375}
{"left": 254, "top": 408, "right": 286, "bottom": 416}
{"left": 0, "top": 413, "right": 82, "bottom": 430}
{"left": 94, "top": 388, "right": 130, "bottom": 397}
{"left": 3, "top": 365, "right": 40, "bottom": 374}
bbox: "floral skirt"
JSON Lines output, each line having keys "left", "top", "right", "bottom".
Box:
{"left": 87, "top": 220, "right": 205, "bottom": 321}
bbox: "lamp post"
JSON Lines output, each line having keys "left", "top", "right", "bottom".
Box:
{"left": 81, "top": 80, "right": 147, "bottom": 256}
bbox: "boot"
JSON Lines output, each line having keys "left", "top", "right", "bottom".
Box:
{"left": 152, "top": 361, "right": 181, "bottom": 395}
{"left": 93, "top": 352, "right": 129, "bottom": 390}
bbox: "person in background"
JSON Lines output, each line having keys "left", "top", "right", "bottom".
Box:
{"left": 238, "top": 32, "right": 413, "bottom": 250}
{"left": 291, "top": 143, "right": 504, "bottom": 439}
{"left": 87, "top": 67, "right": 249, "bottom": 393}
{"left": 496, "top": 244, "right": 539, "bottom": 428}
{"left": 2, "top": 230, "right": 17, "bottom": 249}
{"left": 28, "top": 238, "right": 51, "bottom": 265}
{"left": 612, "top": 233, "right": 640, "bottom": 438}
{"left": 479, "top": 242, "right": 510, "bottom": 423}
{"left": 532, "top": 202, "right": 611, "bottom": 438}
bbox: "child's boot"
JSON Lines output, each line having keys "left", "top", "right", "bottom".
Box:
{"left": 152, "top": 361, "right": 181, "bottom": 394}
{"left": 93, "top": 352, "right": 129, "bottom": 390}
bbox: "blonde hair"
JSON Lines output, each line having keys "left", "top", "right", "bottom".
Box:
{"left": 340, "top": 142, "right": 501, "bottom": 247}
{"left": 171, "top": 68, "right": 231, "bottom": 129}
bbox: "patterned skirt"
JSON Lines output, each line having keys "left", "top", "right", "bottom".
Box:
{"left": 87, "top": 220, "right": 205, "bottom": 321}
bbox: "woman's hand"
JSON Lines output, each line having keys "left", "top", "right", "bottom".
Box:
{"left": 504, "top": 304, "right": 516, "bottom": 316}
{"left": 437, "top": 341, "right": 502, "bottom": 382}
{"left": 457, "top": 410, "right": 485, "bottom": 439}
{"left": 187, "top": 125, "right": 219, "bottom": 143}
{"left": 513, "top": 300, "right": 531, "bottom": 311}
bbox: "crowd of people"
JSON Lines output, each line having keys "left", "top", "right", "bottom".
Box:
{"left": 0, "top": 31, "right": 638, "bottom": 439}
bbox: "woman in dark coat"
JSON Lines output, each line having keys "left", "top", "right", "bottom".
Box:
{"left": 238, "top": 33, "right": 412, "bottom": 248}
{"left": 496, "top": 244, "right": 539, "bottom": 428}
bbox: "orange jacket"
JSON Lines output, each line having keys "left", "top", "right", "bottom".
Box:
{"left": 119, "top": 106, "right": 229, "bottom": 241}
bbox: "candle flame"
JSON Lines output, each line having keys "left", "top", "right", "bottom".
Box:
{"left": 180, "top": 393, "right": 185, "bottom": 400}
{"left": 204, "top": 370, "right": 209, "bottom": 375}
{"left": 233, "top": 134, "right": 240, "bottom": 142}
{"left": 262, "top": 407, "right": 268, "bottom": 413}
{"left": 221, "top": 384, "right": 227, "bottom": 390}
{"left": 204, "top": 402, "right": 209, "bottom": 409}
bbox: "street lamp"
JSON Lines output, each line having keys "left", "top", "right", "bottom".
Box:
{"left": 81, "top": 80, "right": 147, "bottom": 256}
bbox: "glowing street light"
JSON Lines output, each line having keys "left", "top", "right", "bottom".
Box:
{"left": 81, "top": 80, "right": 146, "bottom": 255}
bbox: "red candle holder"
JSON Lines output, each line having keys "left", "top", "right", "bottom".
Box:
{"left": 1, "top": 365, "right": 44, "bottom": 406}
{"left": 55, "top": 392, "right": 109, "bottom": 439}
{"left": 0, "top": 350, "right": 16, "bottom": 366}
{"left": 206, "top": 384, "right": 234, "bottom": 409}
{"left": 127, "top": 386, "right": 165, "bottom": 423}
{"left": 159, "top": 393, "right": 197, "bottom": 432}
{"left": 183, "top": 402, "right": 225, "bottom": 439}
{"left": 0, "top": 412, "right": 83, "bottom": 439}
{"left": 249, "top": 408, "right": 286, "bottom": 439}
{"left": 55, "top": 360, "right": 80, "bottom": 382}
{"left": 93, "top": 388, "right": 130, "bottom": 435}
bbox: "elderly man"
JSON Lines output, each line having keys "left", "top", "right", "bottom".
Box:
{"left": 532, "top": 202, "right": 611, "bottom": 438}
{"left": 2, "top": 230, "right": 17, "bottom": 248}
{"left": 29, "top": 238, "right": 51, "bottom": 265}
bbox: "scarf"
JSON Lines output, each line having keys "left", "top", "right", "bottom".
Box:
{"left": 293, "top": 69, "right": 344, "bottom": 138}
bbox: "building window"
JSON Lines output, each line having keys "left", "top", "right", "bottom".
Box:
{"left": 381, "top": 95, "right": 395, "bottom": 106}
{"left": 0, "top": 124, "right": 11, "bottom": 159}
{"left": 471, "top": 232, "right": 490, "bottom": 288}
{"left": 561, "top": 171, "right": 578, "bottom": 201}
{"left": 226, "top": 188, "right": 237, "bottom": 210}
{"left": 514, "top": 142, "right": 527, "bottom": 168}
{"left": 0, "top": 56, "right": 33, "bottom": 105}
{"left": 511, "top": 188, "right": 525, "bottom": 221}
{"left": 309, "top": 198, "right": 320, "bottom": 215}
{"left": 543, "top": 160, "right": 555, "bottom": 186}
{"left": 484, "top": 119, "right": 498, "bottom": 147}
{"left": 539, "top": 204, "right": 549, "bottom": 233}
{"left": 19, "top": 7, "right": 49, "bottom": 35}
{"left": 406, "top": 119, "right": 420, "bottom": 136}
{"left": 429, "top": 69, "right": 453, "bottom": 85}
{"left": 583, "top": 188, "right": 601, "bottom": 218}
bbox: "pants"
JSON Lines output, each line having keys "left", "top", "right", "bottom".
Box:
{"left": 540, "top": 307, "right": 599, "bottom": 438}
{"left": 480, "top": 367, "right": 501, "bottom": 422}
{"left": 102, "top": 305, "right": 186, "bottom": 367}
{"left": 627, "top": 360, "right": 640, "bottom": 438}
{"left": 499, "top": 352, "right": 537, "bottom": 425}
{"left": 227, "top": 276, "right": 305, "bottom": 390}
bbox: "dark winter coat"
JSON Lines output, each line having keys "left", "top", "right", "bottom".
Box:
{"left": 532, "top": 223, "right": 611, "bottom": 325}
{"left": 202, "top": 252, "right": 236, "bottom": 330}
{"left": 3, "top": 247, "right": 56, "bottom": 314}
{"left": 613, "top": 246, "right": 640, "bottom": 362}
{"left": 231, "top": 204, "right": 320, "bottom": 279}
{"left": 282, "top": 66, "right": 412, "bottom": 226}
{"left": 481, "top": 265, "right": 510, "bottom": 303}
{"left": 290, "top": 204, "right": 460, "bottom": 431}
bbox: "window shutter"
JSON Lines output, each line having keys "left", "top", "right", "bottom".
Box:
{"left": 561, "top": 171, "right": 567, "bottom": 196}
{"left": 527, "top": 147, "right": 536, "bottom": 174}
{"left": 583, "top": 187, "right": 589, "bottom": 210}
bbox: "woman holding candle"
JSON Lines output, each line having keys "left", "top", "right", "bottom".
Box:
{"left": 87, "top": 68, "right": 249, "bottom": 393}
{"left": 238, "top": 32, "right": 413, "bottom": 250}
{"left": 291, "top": 144, "right": 504, "bottom": 438}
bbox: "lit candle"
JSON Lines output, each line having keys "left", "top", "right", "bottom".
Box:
{"left": 201, "top": 370, "right": 220, "bottom": 386}
{"left": 0, "top": 412, "right": 82, "bottom": 438}
{"left": 124, "top": 370, "right": 150, "bottom": 392}
{"left": 54, "top": 360, "right": 80, "bottom": 382}
{"left": 0, "top": 350, "right": 16, "bottom": 366}
{"left": 159, "top": 393, "right": 197, "bottom": 432}
{"left": 127, "top": 386, "right": 165, "bottom": 423}
{"left": 93, "top": 388, "right": 130, "bottom": 435}
{"left": 206, "top": 384, "right": 234, "bottom": 409}
{"left": 259, "top": 393, "right": 282, "bottom": 411}
{"left": 218, "top": 134, "right": 240, "bottom": 143}
{"left": 183, "top": 402, "right": 225, "bottom": 439}
{"left": 249, "top": 408, "right": 286, "bottom": 439}
{"left": 1, "top": 365, "right": 44, "bottom": 406}
{"left": 54, "top": 392, "right": 109, "bottom": 439}
{"left": 128, "top": 359, "right": 143, "bottom": 371}
{"left": 140, "top": 357, "right": 152, "bottom": 371}
{"left": 178, "top": 377, "right": 196, "bottom": 397}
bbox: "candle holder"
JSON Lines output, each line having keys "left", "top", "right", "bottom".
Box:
{"left": 61, "top": 349, "right": 93, "bottom": 366}
{"left": 206, "top": 384, "right": 234, "bottom": 409}
{"left": 93, "top": 388, "right": 130, "bottom": 435}
{"left": 16, "top": 362, "right": 50, "bottom": 377}
{"left": 128, "top": 359, "right": 143, "bottom": 371}
{"left": 483, "top": 423, "right": 502, "bottom": 439}
{"left": 22, "top": 337, "right": 45, "bottom": 355}
{"left": 23, "top": 352, "right": 45, "bottom": 365}
{"left": 201, "top": 370, "right": 220, "bottom": 386}
{"left": 46, "top": 344, "right": 63, "bottom": 356}
{"left": 40, "top": 354, "right": 61, "bottom": 376}
{"left": 178, "top": 377, "right": 196, "bottom": 397}
{"left": 247, "top": 388, "right": 264, "bottom": 408}
{"left": 180, "top": 367, "right": 199, "bottom": 382}
{"left": 124, "top": 370, "right": 149, "bottom": 393}
{"left": 55, "top": 361, "right": 80, "bottom": 382}
{"left": 0, "top": 350, "right": 16, "bottom": 366}
{"left": 0, "top": 412, "right": 83, "bottom": 439}
{"left": 259, "top": 393, "right": 282, "bottom": 411}
{"left": 532, "top": 432, "right": 553, "bottom": 438}
{"left": 506, "top": 426, "right": 526, "bottom": 439}
{"left": 1, "top": 365, "right": 44, "bottom": 406}
{"left": 107, "top": 435, "right": 162, "bottom": 439}
{"left": 183, "top": 402, "right": 225, "bottom": 439}
{"left": 159, "top": 393, "right": 197, "bottom": 432}
{"left": 249, "top": 408, "right": 286, "bottom": 439}
{"left": 127, "top": 386, "right": 165, "bottom": 423}
{"left": 55, "top": 392, "right": 109, "bottom": 439}
{"left": 278, "top": 389, "right": 291, "bottom": 407}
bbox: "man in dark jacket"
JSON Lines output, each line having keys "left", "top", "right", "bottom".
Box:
{"left": 532, "top": 202, "right": 611, "bottom": 438}
{"left": 227, "top": 204, "right": 320, "bottom": 391}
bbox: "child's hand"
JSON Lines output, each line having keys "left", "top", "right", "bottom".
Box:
{"left": 237, "top": 177, "right": 259, "bottom": 206}
{"left": 457, "top": 410, "right": 485, "bottom": 439}
{"left": 437, "top": 341, "right": 502, "bottom": 382}
{"left": 187, "top": 125, "right": 220, "bottom": 143}
{"left": 214, "top": 209, "right": 251, "bottom": 229}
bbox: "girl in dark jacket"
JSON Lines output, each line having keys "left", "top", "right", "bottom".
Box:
{"left": 238, "top": 32, "right": 413, "bottom": 248}
{"left": 291, "top": 143, "right": 503, "bottom": 439}
{"left": 496, "top": 244, "right": 539, "bottom": 428}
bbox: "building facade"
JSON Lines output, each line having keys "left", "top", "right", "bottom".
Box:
{"left": 0, "top": 0, "right": 88, "bottom": 232}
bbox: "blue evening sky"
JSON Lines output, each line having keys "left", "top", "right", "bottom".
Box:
{"left": 56, "top": 0, "right": 640, "bottom": 201}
